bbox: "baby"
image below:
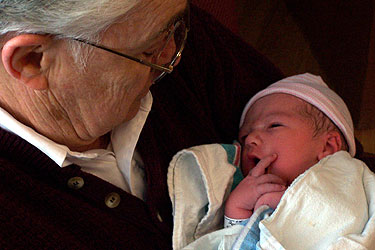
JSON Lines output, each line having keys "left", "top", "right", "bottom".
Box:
{"left": 169, "top": 73, "right": 374, "bottom": 249}
{"left": 224, "top": 73, "right": 355, "bottom": 224}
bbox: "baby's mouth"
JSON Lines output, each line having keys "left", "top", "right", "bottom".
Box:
{"left": 247, "top": 155, "right": 260, "bottom": 169}
{"left": 254, "top": 157, "right": 260, "bottom": 165}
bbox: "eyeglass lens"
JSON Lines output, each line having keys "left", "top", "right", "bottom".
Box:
{"left": 153, "top": 20, "right": 187, "bottom": 82}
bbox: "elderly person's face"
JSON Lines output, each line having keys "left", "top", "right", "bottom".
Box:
{"left": 2, "top": 0, "right": 187, "bottom": 149}
{"left": 65, "top": 2, "right": 185, "bottom": 117}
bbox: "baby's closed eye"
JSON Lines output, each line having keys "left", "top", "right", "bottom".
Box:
{"left": 269, "top": 123, "right": 282, "bottom": 128}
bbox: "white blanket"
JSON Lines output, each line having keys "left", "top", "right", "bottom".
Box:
{"left": 168, "top": 144, "right": 375, "bottom": 250}
{"left": 168, "top": 143, "right": 242, "bottom": 249}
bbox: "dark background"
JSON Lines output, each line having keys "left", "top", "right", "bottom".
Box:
{"left": 192, "top": 0, "right": 375, "bottom": 153}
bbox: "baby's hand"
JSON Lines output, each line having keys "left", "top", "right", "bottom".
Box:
{"left": 254, "top": 190, "right": 285, "bottom": 211}
{"left": 225, "top": 154, "right": 286, "bottom": 219}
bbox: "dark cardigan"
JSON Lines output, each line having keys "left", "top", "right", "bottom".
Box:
{"left": 1, "top": 4, "right": 373, "bottom": 249}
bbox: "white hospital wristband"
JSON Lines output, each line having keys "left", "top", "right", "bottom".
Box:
{"left": 224, "top": 215, "right": 248, "bottom": 228}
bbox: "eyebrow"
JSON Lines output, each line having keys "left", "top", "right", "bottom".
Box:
{"left": 140, "top": 3, "right": 188, "bottom": 47}
{"left": 160, "top": 0, "right": 189, "bottom": 34}
{"left": 163, "top": 10, "right": 185, "bottom": 32}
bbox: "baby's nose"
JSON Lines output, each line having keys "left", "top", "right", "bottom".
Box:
{"left": 244, "top": 130, "right": 262, "bottom": 147}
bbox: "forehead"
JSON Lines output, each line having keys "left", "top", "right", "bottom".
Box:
{"left": 253, "top": 93, "right": 306, "bottom": 111}
{"left": 103, "top": 0, "right": 187, "bottom": 50}
{"left": 246, "top": 94, "right": 306, "bottom": 121}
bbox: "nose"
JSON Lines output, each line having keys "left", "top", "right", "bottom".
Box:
{"left": 244, "top": 130, "right": 262, "bottom": 148}
{"left": 172, "top": 54, "right": 182, "bottom": 67}
{"left": 155, "top": 36, "right": 178, "bottom": 66}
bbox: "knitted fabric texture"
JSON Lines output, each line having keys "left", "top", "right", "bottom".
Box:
{"left": 239, "top": 73, "right": 356, "bottom": 156}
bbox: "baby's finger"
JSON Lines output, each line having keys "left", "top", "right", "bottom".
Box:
{"left": 254, "top": 191, "right": 285, "bottom": 211}
{"left": 250, "top": 154, "right": 277, "bottom": 177}
{"left": 255, "top": 183, "right": 286, "bottom": 197}
{"left": 256, "top": 174, "right": 286, "bottom": 186}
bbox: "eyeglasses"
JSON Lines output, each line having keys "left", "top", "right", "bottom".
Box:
{"left": 73, "top": 7, "right": 190, "bottom": 83}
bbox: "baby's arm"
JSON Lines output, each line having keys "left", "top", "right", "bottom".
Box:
{"left": 225, "top": 154, "right": 286, "bottom": 219}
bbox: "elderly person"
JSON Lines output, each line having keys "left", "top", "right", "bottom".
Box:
{"left": 0, "top": 0, "right": 284, "bottom": 249}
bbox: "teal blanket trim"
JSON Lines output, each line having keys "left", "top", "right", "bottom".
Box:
{"left": 220, "top": 144, "right": 244, "bottom": 191}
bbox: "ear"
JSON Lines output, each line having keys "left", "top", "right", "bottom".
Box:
{"left": 317, "top": 131, "right": 343, "bottom": 160}
{"left": 1, "top": 34, "right": 51, "bottom": 90}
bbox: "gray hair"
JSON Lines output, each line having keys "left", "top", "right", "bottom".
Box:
{"left": 0, "top": 0, "right": 140, "bottom": 66}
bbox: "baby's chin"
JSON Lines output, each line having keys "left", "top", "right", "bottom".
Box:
{"left": 266, "top": 169, "right": 291, "bottom": 186}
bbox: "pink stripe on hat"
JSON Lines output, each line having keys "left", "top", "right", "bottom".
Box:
{"left": 239, "top": 73, "right": 356, "bottom": 156}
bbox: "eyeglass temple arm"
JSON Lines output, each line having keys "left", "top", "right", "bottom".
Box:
{"left": 73, "top": 38, "right": 174, "bottom": 73}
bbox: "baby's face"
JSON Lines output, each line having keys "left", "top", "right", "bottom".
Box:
{"left": 239, "top": 94, "right": 326, "bottom": 185}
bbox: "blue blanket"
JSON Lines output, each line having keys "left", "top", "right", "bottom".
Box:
{"left": 231, "top": 206, "right": 274, "bottom": 250}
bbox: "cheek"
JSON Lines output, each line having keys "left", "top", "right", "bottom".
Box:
{"left": 102, "top": 60, "right": 151, "bottom": 97}
{"left": 121, "top": 68, "right": 152, "bottom": 103}
{"left": 266, "top": 138, "right": 298, "bottom": 178}
{"left": 79, "top": 62, "right": 151, "bottom": 122}
{"left": 114, "top": 68, "right": 153, "bottom": 121}
{"left": 271, "top": 147, "right": 318, "bottom": 184}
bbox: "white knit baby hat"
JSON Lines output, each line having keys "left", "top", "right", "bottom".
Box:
{"left": 239, "top": 73, "right": 356, "bottom": 156}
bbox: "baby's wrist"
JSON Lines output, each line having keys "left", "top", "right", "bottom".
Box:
{"left": 224, "top": 207, "right": 252, "bottom": 221}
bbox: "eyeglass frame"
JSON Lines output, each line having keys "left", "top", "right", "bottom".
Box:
{"left": 72, "top": 6, "right": 190, "bottom": 82}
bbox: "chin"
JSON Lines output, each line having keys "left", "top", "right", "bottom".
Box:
{"left": 123, "top": 110, "right": 138, "bottom": 122}
{"left": 124, "top": 101, "right": 141, "bottom": 122}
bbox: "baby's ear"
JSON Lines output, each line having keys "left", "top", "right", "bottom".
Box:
{"left": 317, "top": 131, "right": 343, "bottom": 160}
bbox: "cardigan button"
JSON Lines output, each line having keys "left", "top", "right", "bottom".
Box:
{"left": 105, "top": 192, "right": 121, "bottom": 208}
{"left": 67, "top": 177, "right": 84, "bottom": 190}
